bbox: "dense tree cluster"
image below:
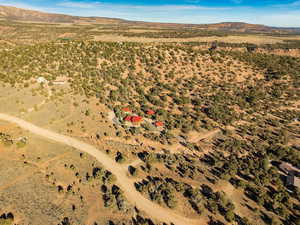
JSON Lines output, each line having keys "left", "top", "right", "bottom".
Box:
{"left": 0, "top": 132, "right": 13, "bottom": 146}
{"left": 0, "top": 212, "right": 14, "bottom": 225}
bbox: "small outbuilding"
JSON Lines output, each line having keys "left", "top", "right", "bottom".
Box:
{"left": 122, "top": 107, "right": 131, "bottom": 113}
{"left": 146, "top": 110, "right": 155, "bottom": 115}
{"left": 246, "top": 44, "right": 257, "bottom": 53}
{"left": 124, "top": 116, "right": 132, "bottom": 122}
{"left": 52, "top": 76, "right": 67, "bottom": 85}
{"left": 154, "top": 121, "right": 164, "bottom": 127}
{"left": 124, "top": 115, "right": 143, "bottom": 123}
{"left": 209, "top": 41, "right": 218, "bottom": 51}
{"left": 131, "top": 116, "right": 143, "bottom": 123}
{"left": 286, "top": 174, "right": 300, "bottom": 189}
{"left": 37, "top": 77, "right": 47, "bottom": 84}
{"left": 53, "top": 80, "right": 66, "bottom": 85}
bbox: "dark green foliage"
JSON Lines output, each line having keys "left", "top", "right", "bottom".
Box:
{"left": 0, "top": 213, "right": 14, "bottom": 225}
{"left": 115, "top": 152, "right": 126, "bottom": 163}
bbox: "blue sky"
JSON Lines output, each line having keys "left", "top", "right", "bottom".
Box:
{"left": 1, "top": 0, "right": 300, "bottom": 27}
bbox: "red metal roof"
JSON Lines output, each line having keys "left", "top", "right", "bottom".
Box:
{"left": 122, "top": 107, "right": 131, "bottom": 112}
{"left": 155, "top": 121, "right": 164, "bottom": 127}
{"left": 146, "top": 110, "right": 155, "bottom": 115}
{"left": 124, "top": 116, "right": 132, "bottom": 121}
{"left": 131, "top": 116, "right": 143, "bottom": 123}
{"left": 124, "top": 115, "right": 143, "bottom": 123}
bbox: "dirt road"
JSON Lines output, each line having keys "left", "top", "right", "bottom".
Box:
{"left": 188, "top": 129, "right": 221, "bottom": 143}
{"left": 0, "top": 113, "right": 202, "bottom": 225}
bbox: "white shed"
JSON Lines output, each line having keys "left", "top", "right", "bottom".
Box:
{"left": 37, "top": 77, "right": 47, "bottom": 84}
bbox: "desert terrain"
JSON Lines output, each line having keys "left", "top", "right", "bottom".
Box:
{"left": 0, "top": 5, "right": 299, "bottom": 225}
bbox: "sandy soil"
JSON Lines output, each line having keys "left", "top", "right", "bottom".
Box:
{"left": 188, "top": 129, "right": 221, "bottom": 143}
{"left": 23, "top": 84, "right": 52, "bottom": 114}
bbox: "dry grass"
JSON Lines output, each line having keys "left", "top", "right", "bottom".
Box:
{"left": 94, "top": 34, "right": 300, "bottom": 44}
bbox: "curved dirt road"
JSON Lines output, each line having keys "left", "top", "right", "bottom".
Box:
{"left": 0, "top": 113, "right": 201, "bottom": 225}
{"left": 188, "top": 129, "right": 221, "bottom": 143}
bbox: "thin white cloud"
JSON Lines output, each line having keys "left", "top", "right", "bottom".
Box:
{"left": 57, "top": 1, "right": 231, "bottom": 11}
{"left": 271, "top": 0, "right": 300, "bottom": 8}
{"left": 124, "top": 4, "right": 223, "bottom": 10}
{"left": 231, "top": 0, "right": 243, "bottom": 4}
{"left": 57, "top": 1, "right": 102, "bottom": 9}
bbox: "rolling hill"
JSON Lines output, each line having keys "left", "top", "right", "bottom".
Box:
{"left": 0, "top": 5, "right": 299, "bottom": 34}
{"left": 0, "top": 5, "right": 124, "bottom": 24}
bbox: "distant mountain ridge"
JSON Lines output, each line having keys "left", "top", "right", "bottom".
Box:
{"left": 0, "top": 5, "right": 76, "bottom": 23}
{"left": 0, "top": 5, "right": 124, "bottom": 24}
{"left": 0, "top": 5, "right": 299, "bottom": 34}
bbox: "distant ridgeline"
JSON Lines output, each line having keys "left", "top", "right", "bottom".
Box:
{"left": 183, "top": 40, "right": 300, "bottom": 50}
{"left": 112, "top": 28, "right": 300, "bottom": 39}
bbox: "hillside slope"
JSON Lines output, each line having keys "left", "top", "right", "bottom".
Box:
{"left": 0, "top": 5, "right": 123, "bottom": 23}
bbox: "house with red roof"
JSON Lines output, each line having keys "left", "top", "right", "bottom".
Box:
{"left": 124, "top": 116, "right": 132, "bottom": 122}
{"left": 154, "top": 121, "right": 164, "bottom": 127}
{"left": 122, "top": 107, "right": 131, "bottom": 113}
{"left": 146, "top": 110, "right": 155, "bottom": 115}
{"left": 131, "top": 116, "right": 143, "bottom": 123}
{"left": 124, "top": 115, "right": 143, "bottom": 123}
